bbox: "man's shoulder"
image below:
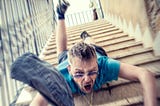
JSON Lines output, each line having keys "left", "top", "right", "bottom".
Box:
{"left": 97, "top": 56, "right": 120, "bottom": 73}
{"left": 57, "top": 59, "right": 69, "bottom": 70}
{"left": 97, "top": 56, "right": 108, "bottom": 65}
{"left": 97, "top": 56, "right": 120, "bottom": 67}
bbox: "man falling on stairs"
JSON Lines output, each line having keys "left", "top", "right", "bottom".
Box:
{"left": 30, "top": 0, "right": 157, "bottom": 106}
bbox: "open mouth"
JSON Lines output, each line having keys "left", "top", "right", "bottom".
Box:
{"left": 84, "top": 84, "right": 92, "bottom": 92}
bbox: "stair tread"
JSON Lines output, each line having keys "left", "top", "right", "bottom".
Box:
{"left": 67, "top": 19, "right": 108, "bottom": 31}
{"left": 16, "top": 78, "right": 160, "bottom": 106}
{"left": 49, "top": 53, "right": 160, "bottom": 67}
{"left": 17, "top": 17, "right": 160, "bottom": 106}
{"left": 41, "top": 19, "right": 160, "bottom": 105}
{"left": 103, "top": 40, "right": 141, "bottom": 50}
{"left": 98, "top": 36, "right": 135, "bottom": 47}
{"left": 67, "top": 23, "right": 113, "bottom": 35}
{"left": 67, "top": 27, "right": 122, "bottom": 41}
{"left": 44, "top": 42, "right": 142, "bottom": 60}
{"left": 47, "top": 31, "right": 127, "bottom": 48}
{"left": 118, "top": 52, "right": 160, "bottom": 65}
{"left": 44, "top": 48, "right": 153, "bottom": 60}
{"left": 111, "top": 47, "right": 153, "bottom": 59}
{"left": 107, "top": 44, "right": 144, "bottom": 57}
{"left": 43, "top": 36, "right": 135, "bottom": 55}
{"left": 74, "top": 76, "right": 160, "bottom": 106}
{"left": 140, "top": 61, "right": 160, "bottom": 73}
{"left": 95, "top": 33, "right": 128, "bottom": 43}
{"left": 48, "top": 33, "right": 133, "bottom": 48}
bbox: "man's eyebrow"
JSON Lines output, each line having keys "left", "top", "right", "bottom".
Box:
{"left": 89, "top": 66, "right": 98, "bottom": 71}
{"left": 75, "top": 71, "right": 84, "bottom": 74}
{"left": 75, "top": 68, "right": 83, "bottom": 72}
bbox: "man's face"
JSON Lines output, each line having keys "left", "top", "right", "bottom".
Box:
{"left": 68, "top": 57, "right": 98, "bottom": 93}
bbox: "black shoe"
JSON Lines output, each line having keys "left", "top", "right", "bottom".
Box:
{"left": 57, "top": 0, "right": 70, "bottom": 19}
{"left": 80, "top": 31, "right": 91, "bottom": 40}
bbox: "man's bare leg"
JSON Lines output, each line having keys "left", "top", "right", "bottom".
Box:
{"left": 80, "top": 31, "right": 95, "bottom": 45}
{"left": 84, "top": 37, "right": 95, "bottom": 45}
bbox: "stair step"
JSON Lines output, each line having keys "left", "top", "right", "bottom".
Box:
{"left": 45, "top": 33, "right": 132, "bottom": 53}
{"left": 91, "top": 27, "right": 119, "bottom": 36}
{"left": 106, "top": 44, "right": 144, "bottom": 57}
{"left": 111, "top": 47, "right": 153, "bottom": 59}
{"left": 44, "top": 47, "right": 148, "bottom": 65}
{"left": 17, "top": 18, "right": 160, "bottom": 106}
{"left": 106, "top": 41, "right": 143, "bottom": 53}
{"left": 68, "top": 32, "right": 127, "bottom": 46}
{"left": 67, "top": 19, "right": 107, "bottom": 28}
{"left": 67, "top": 23, "right": 113, "bottom": 35}
{"left": 95, "top": 96, "right": 160, "bottom": 106}
{"left": 93, "top": 30, "right": 123, "bottom": 39}
{"left": 49, "top": 60, "right": 58, "bottom": 66}
{"left": 74, "top": 76, "right": 160, "bottom": 106}
{"left": 50, "top": 55, "right": 160, "bottom": 67}
{"left": 43, "top": 46, "right": 145, "bottom": 64}
{"left": 42, "top": 53, "right": 57, "bottom": 61}
{"left": 118, "top": 52, "right": 160, "bottom": 65}
{"left": 140, "top": 61, "right": 160, "bottom": 73}
{"left": 43, "top": 36, "right": 135, "bottom": 56}
{"left": 50, "top": 27, "right": 123, "bottom": 42}
{"left": 67, "top": 19, "right": 108, "bottom": 31}
{"left": 45, "top": 44, "right": 56, "bottom": 50}
{"left": 69, "top": 35, "right": 135, "bottom": 49}
{"left": 95, "top": 33, "right": 128, "bottom": 43}
{"left": 15, "top": 75, "right": 160, "bottom": 106}
{"left": 67, "top": 27, "right": 121, "bottom": 41}
{"left": 133, "top": 56, "right": 160, "bottom": 66}
{"left": 43, "top": 49, "right": 57, "bottom": 56}
{"left": 47, "top": 28, "right": 124, "bottom": 48}
{"left": 97, "top": 96, "right": 143, "bottom": 106}
{"left": 43, "top": 42, "right": 143, "bottom": 61}
{"left": 98, "top": 36, "right": 135, "bottom": 47}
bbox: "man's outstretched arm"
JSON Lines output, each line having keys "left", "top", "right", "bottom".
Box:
{"left": 56, "top": 19, "right": 67, "bottom": 56}
{"left": 56, "top": 0, "right": 69, "bottom": 56}
{"left": 119, "top": 62, "right": 157, "bottom": 106}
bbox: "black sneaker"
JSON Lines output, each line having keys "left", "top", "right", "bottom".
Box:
{"left": 57, "top": 0, "right": 70, "bottom": 19}
{"left": 80, "top": 31, "right": 91, "bottom": 40}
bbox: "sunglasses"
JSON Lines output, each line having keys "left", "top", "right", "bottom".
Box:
{"left": 73, "top": 71, "right": 99, "bottom": 79}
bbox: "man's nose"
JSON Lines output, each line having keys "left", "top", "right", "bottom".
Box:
{"left": 84, "top": 74, "right": 90, "bottom": 82}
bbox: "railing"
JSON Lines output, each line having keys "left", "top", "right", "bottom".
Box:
{"left": 0, "top": 0, "right": 104, "bottom": 105}
{"left": 1, "top": 0, "right": 55, "bottom": 106}
{"left": 65, "top": 8, "right": 103, "bottom": 27}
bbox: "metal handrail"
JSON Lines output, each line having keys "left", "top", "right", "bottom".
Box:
{"left": 66, "top": 8, "right": 103, "bottom": 27}
{"left": 1, "top": 0, "right": 104, "bottom": 105}
{"left": 1, "top": 0, "right": 55, "bottom": 105}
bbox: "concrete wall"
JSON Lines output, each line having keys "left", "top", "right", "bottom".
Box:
{"left": 145, "top": 0, "right": 160, "bottom": 56}
{"left": 100, "top": 0, "right": 160, "bottom": 55}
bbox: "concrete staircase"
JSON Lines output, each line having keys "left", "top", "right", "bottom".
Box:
{"left": 16, "top": 19, "right": 160, "bottom": 106}
{"left": 40, "top": 19, "right": 160, "bottom": 106}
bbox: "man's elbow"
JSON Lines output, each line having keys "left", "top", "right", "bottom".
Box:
{"left": 143, "top": 69, "right": 155, "bottom": 79}
{"left": 139, "top": 69, "right": 156, "bottom": 86}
